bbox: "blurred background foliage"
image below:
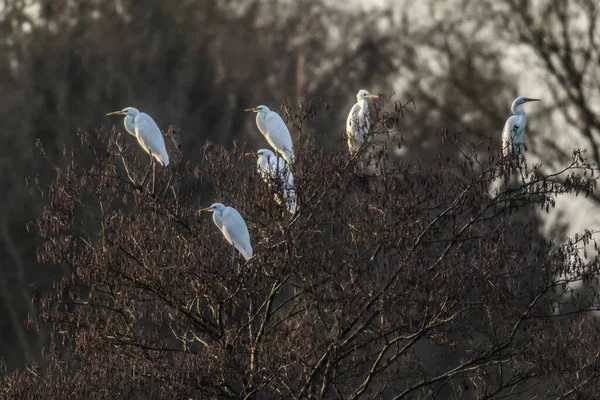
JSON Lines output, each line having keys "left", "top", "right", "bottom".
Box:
{"left": 0, "top": 0, "right": 598, "bottom": 369}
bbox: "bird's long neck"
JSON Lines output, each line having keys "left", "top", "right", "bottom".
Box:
{"left": 512, "top": 104, "right": 527, "bottom": 135}
{"left": 257, "top": 156, "right": 270, "bottom": 171}
{"left": 213, "top": 210, "right": 223, "bottom": 227}
{"left": 358, "top": 99, "right": 368, "bottom": 113}
{"left": 512, "top": 103, "right": 525, "bottom": 116}
{"left": 256, "top": 112, "right": 266, "bottom": 130}
{"left": 124, "top": 116, "right": 136, "bottom": 136}
{"left": 512, "top": 105, "right": 527, "bottom": 131}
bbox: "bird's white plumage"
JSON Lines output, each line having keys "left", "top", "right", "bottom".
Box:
{"left": 204, "top": 203, "right": 253, "bottom": 261}
{"left": 134, "top": 113, "right": 169, "bottom": 166}
{"left": 501, "top": 96, "right": 540, "bottom": 158}
{"left": 346, "top": 90, "right": 378, "bottom": 155}
{"left": 255, "top": 149, "right": 297, "bottom": 214}
{"left": 501, "top": 115, "right": 525, "bottom": 158}
{"left": 124, "top": 115, "right": 136, "bottom": 137}
{"left": 247, "top": 106, "right": 294, "bottom": 165}
{"left": 346, "top": 103, "right": 369, "bottom": 155}
{"left": 109, "top": 107, "right": 169, "bottom": 166}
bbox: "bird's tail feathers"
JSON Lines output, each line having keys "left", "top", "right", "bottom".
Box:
{"left": 241, "top": 248, "right": 253, "bottom": 261}
{"left": 156, "top": 153, "right": 170, "bottom": 167}
{"left": 282, "top": 151, "right": 294, "bottom": 165}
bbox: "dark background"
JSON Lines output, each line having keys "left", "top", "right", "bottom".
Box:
{"left": 0, "top": 0, "right": 598, "bottom": 369}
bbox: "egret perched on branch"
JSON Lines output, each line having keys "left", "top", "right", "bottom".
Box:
{"left": 245, "top": 149, "right": 297, "bottom": 214}
{"left": 245, "top": 105, "right": 294, "bottom": 165}
{"left": 198, "top": 203, "right": 253, "bottom": 261}
{"left": 501, "top": 97, "right": 540, "bottom": 158}
{"left": 106, "top": 107, "right": 169, "bottom": 166}
{"left": 346, "top": 90, "right": 379, "bottom": 156}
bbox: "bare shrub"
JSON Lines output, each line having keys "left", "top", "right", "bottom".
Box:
{"left": 2, "top": 102, "right": 600, "bottom": 399}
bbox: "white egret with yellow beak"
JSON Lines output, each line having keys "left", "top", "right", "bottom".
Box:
{"left": 245, "top": 105, "right": 294, "bottom": 165}
{"left": 198, "top": 203, "right": 253, "bottom": 261}
{"left": 345, "top": 90, "right": 379, "bottom": 156}
{"left": 501, "top": 96, "right": 541, "bottom": 158}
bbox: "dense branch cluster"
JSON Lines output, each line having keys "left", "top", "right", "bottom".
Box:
{"left": 2, "top": 0, "right": 600, "bottom": 374}
{"left": 1, "top": 103, "right": 599, "bottom": 399}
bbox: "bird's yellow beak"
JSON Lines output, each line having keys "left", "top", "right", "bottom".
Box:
{"left": 243, "top": 152, "right": 255, "bottom": 157}
{"left": 367, "top": 94, "right": 379, "bottom": 99}
{"left": 197, "top": 207, "right": 211, "bottom": 216}
{"left": 106, "top": 110, "right": 124, "bottom": 116}
{"left": 527, "top": 98, "right": 541, "bottom": 102}
{"left": 244, "top": 108, "right": 258, "bottom": 112}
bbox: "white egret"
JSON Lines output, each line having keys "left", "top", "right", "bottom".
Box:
{"left": 501, "top": 97, "right": 540, "bottom": 158}
{"left": 106, "top": 107, "right": 169, "bottom": 166}
{"left": 198, "top": 203, "right": 253, "bottom": 261}
{"left": 346, "top": 90, "right": 379, "bottom": 156}
{"left": 245, "top": 149, "right": 297, "bottom": 214}
{"left": 245, "top": 105, "right": 294, "bottom": 165}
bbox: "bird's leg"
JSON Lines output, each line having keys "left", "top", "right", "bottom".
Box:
{"left": 353, "top": 157, "right": 364, "bottom": 175}
{"left": 275, "top": 158, "right": 283, "bottom": 203}
{"left": 161, "top": 166, "right": 176, "bottom": 201}
{"left": 139, "top": 153, "right": 153, "bottom": 190}
{"left": 231, "top": 246, "right": 236, "bottom": 272}
{"left": 152, "top": 158, "right": 157, "bottom": 196}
